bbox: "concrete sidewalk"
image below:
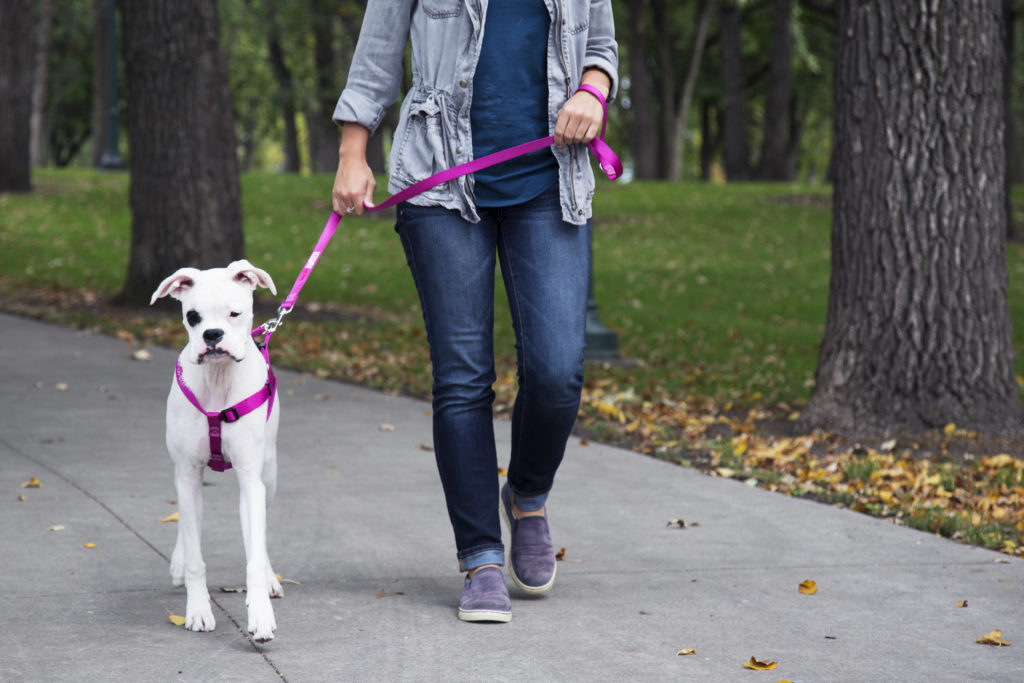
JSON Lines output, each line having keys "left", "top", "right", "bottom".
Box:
{"left": 1, "top": 311, "right": 1021, "bottom": 681}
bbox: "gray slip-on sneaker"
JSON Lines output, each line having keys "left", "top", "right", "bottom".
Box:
{"left": 500, "top": 483, "right": 556, "bottom": 594}
{"left": 457, "top": 566, "right": 511, "bottom": 623}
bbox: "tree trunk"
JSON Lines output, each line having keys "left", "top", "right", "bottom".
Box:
{"left": 91, "top": 0, "right": 108, "bottom": 167}
{"left": 719, "top": 0, "right": 750, "bottom": 180}
{"left": 666, "top": 0, "right": 716, "bottom": 181}
{"left": 263, "top": 0, "right": 300, "bottom": 173}
{"left": 119, "top": 0, "right": 244, "bottom": 305}
{"left": 757, "top": 0, "right": 793, "bottom": 180}
{"left": 30, "top": 0, "right": 55, "bottom": 168}
{"left": 800, "top": 0, "right": 1023, "bottom": 436}
{"left": 306, "top": 0, "right": 341, "bottom": 174}
{"left": 627, "top": 0, "right": 659, "bottom": 179}
{"left": 0, "top": 0, "right": 34, "bottom": 192}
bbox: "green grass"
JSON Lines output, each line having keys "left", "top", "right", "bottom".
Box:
{"left": 2, "top": 169, "right": 1022, "bottom": 409}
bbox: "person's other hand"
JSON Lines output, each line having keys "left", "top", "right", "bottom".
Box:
{"left": 553, "top": 88, "right": 606, "bottom": 147}
{"left": 332, "top": 123, "right": 376, "bottom": 216}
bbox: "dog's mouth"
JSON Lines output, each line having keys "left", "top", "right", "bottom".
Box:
{"left": 198, "top": 348, "right": 239, "bottom": 363}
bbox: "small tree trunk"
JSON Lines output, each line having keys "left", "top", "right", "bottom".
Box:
{"left": 720, "top": 0, "right": 750, "bottom": 180}
{"left": 90, "top": 0, "right": 108, "bottom": 167}
{"left": 263, "top": 0, "right": 300, "bottom": 173}
{"left": 119, "top": 0, "right": 243, "bottom": 305}
{"left": 800, "top": 0, "right": 1023, "bottom": 436}
{"left": 627, "top": 0, "right": 659, "bottom": 179}
{"left": 0, "top": 0, "right": 34, "bottom": 192}
{"left": 666, "top": 0, "right": 716, "bottom": 181}
{"left": 757, "top": 0, "right": 793, "bottom": 180}
{"left": 307, "top": 0, "right": 341, "bottom": 173}
{"left": 30, "top": 0, "right": 55, "bottom": 168}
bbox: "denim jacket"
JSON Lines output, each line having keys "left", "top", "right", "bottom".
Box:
{"left": 333, "top": 0, "right": 619, "bottom": 225}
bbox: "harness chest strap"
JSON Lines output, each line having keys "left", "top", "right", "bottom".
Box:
{"left": 174, "top": 345, "right": 277, "bottom": 472}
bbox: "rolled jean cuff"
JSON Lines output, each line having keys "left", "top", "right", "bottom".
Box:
{"left": 458, "top": 546, "right": 505, "bottom": 573}
{"left": 511, "top": 489, "right": 548, "bottom": 512}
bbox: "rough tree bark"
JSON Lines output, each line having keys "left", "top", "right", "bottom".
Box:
{"left": 0, "top": 0, "right": 34, "bottom": 192}
{"left": 800, "top": 0, "right": 1023, "bottom": 436}
{"left": 757, "top": 0, "right": 794, "bottom": 180}
{"left": 720, "top": 0, "right": 750, "bottom": 180}
{"left": 118, "top": 0, "right": 244, "bottom": 305}
{"left": 91, "top": 0, "right": 109, "bottom": 168}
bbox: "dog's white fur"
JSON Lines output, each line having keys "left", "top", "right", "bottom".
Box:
{"left": 151, "top": 260, "right": 281, "bottom": 642}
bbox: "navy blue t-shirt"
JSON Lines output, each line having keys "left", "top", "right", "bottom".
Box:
{"left": 470, "top": 0, "right": 559, "bottom": 207}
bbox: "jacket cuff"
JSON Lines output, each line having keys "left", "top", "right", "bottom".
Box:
{"left": 332, "top": 88, "right": 387, "bottom": 134}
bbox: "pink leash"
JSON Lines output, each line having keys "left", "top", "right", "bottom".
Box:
{"left": 363, "top": 84, "right": 621, "bottom": 212}
{"left": 188, "top": 85, "right": 621, "bottom": 472}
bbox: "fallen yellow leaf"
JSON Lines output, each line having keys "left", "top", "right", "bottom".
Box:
{"left": 83, "top": 542, "right": 97, "bottom": 548}
{"left": 976, "top": 630, "right": 1011, "bottom": 647}
{"left": 798, "top": 579, "right": 818, "bottom": 595}
{"left": 169, "top": 614, "right": 186, "bottom": 626}
{"left": 376, "top": 588, "right": 387, "bottom": 598}
{"left": 943, "top": 422, "right": 956, "bottom": 436}
{"left": 157, "top": 511, "right": 179, "bottom": 523}
{"left": 956, "top": 600, "right": 968, "bottom": 608}
{"left": 743, "top": 656, "right": 778, "bottom": 670}
{"left": 676, "top": 648, "right": 696, "bottom": 656}
{"left": 20, "top": 477, "right": 42, "bottom": 489}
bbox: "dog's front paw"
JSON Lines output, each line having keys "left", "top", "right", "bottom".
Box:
{"left": 185, "top": 601, "right": 216, "bottom": 632}
{"left": 247, "top": 598, "right": 276, "bottom": 643}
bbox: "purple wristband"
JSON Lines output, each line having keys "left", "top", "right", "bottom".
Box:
{"left": 575, "top": 84, "right": 608, "bottom": 139}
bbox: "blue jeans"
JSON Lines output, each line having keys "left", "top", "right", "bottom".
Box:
{"left": 396, "top": 185, "right": 590, "bottom": 572}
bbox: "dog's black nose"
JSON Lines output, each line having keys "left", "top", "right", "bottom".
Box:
{"left": 203, "top": 329, "right": 224, "bottom": 346}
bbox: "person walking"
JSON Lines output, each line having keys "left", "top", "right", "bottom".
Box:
{"left": 331, "top": 0, "right": 618, "bottom": 623}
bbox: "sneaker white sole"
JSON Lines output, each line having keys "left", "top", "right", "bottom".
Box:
{"left": 500, "top": 499, "right": 557, "bottom": 595}
{"left": 458, "top": 608, "right": 512, "bottom": 623}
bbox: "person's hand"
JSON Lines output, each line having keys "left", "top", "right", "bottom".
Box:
{"left": 332, "top": 123, "right": 376, "bottom": 216}
{"left": 553, "top": 88, "right": 606, "bottom": 147}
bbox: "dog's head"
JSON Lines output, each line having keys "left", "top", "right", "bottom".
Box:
{"left": 150, "top": 260, "right": 276, "bottom": 365}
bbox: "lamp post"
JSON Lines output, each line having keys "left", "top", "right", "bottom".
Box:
{"left": 584, "top": 252, "right": 621, "bottom": 361}
{"left": 99, "top": 0, "right": 124, "bottom": 169}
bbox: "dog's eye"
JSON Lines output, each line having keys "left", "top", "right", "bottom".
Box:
{"left": 229, "top": 311, "right": 241, "bottom": 318}
{"left": 186, "top": 310, "right": 202, "bottom": 327}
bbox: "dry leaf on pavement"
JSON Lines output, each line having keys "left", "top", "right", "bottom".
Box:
{"left": 798, "top": 579, "right": 817, "bottom": 595}
{"left": 976, "top": 630, "right": 1011, "bottom": 646}
{"left": 742, "top": 656, "right": 778, "bottom": 670}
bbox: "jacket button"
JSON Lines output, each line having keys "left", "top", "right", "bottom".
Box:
{"left": 459, "top": 79, "right": 468, "bottom": 88}
{"left": 456, "top": 147, "right": 463, "bottom": 155}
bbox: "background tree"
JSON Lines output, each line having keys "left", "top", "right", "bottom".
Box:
{"left": 118, "top": 0, "right": 243, "bottom": 305}
{"left": 719, "top": 0, "right": 750, "bottom": 180}
{"left": 757, "top": 0, "right": 794, "bottom": 180}
{"left": 800, "top": 0, "right": 1024, "bottom": 435}
{"left": 0, "top": 0, "right": 35, "bottom": 192}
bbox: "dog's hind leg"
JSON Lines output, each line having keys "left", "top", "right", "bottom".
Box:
{"left": 175, "top": 463, "right": 215, "bottom": 632}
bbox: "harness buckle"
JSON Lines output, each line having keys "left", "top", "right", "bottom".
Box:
{"left": 220, "top": 406, "right": 241, "bottom": 423}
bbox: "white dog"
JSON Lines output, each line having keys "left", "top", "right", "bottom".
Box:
{"left": 151, "top": 260, "right": 281, "bottom": 642}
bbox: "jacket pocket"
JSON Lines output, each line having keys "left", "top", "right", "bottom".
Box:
{"left": 420, "top": 0, "right": 462, "bottom": 19}
{"left": 564, "top": 0, "right": 590, "bottom": 35}
{"left": 393, "top": 94, "right": 455, "bottom": 200}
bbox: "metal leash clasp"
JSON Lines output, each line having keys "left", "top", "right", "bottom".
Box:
{"left": 259, "top": 305, "right": 292, "bottom": 336}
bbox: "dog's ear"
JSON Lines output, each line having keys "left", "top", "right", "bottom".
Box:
{"left": 150, "top": 268, "right": 202, "bottom": 305}
{"left": 227, "top": 260, "right": 277, "bottom": 296}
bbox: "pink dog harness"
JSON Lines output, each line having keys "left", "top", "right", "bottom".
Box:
{"left": 174, "top": 343, "right": 277, "bottom": 472}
